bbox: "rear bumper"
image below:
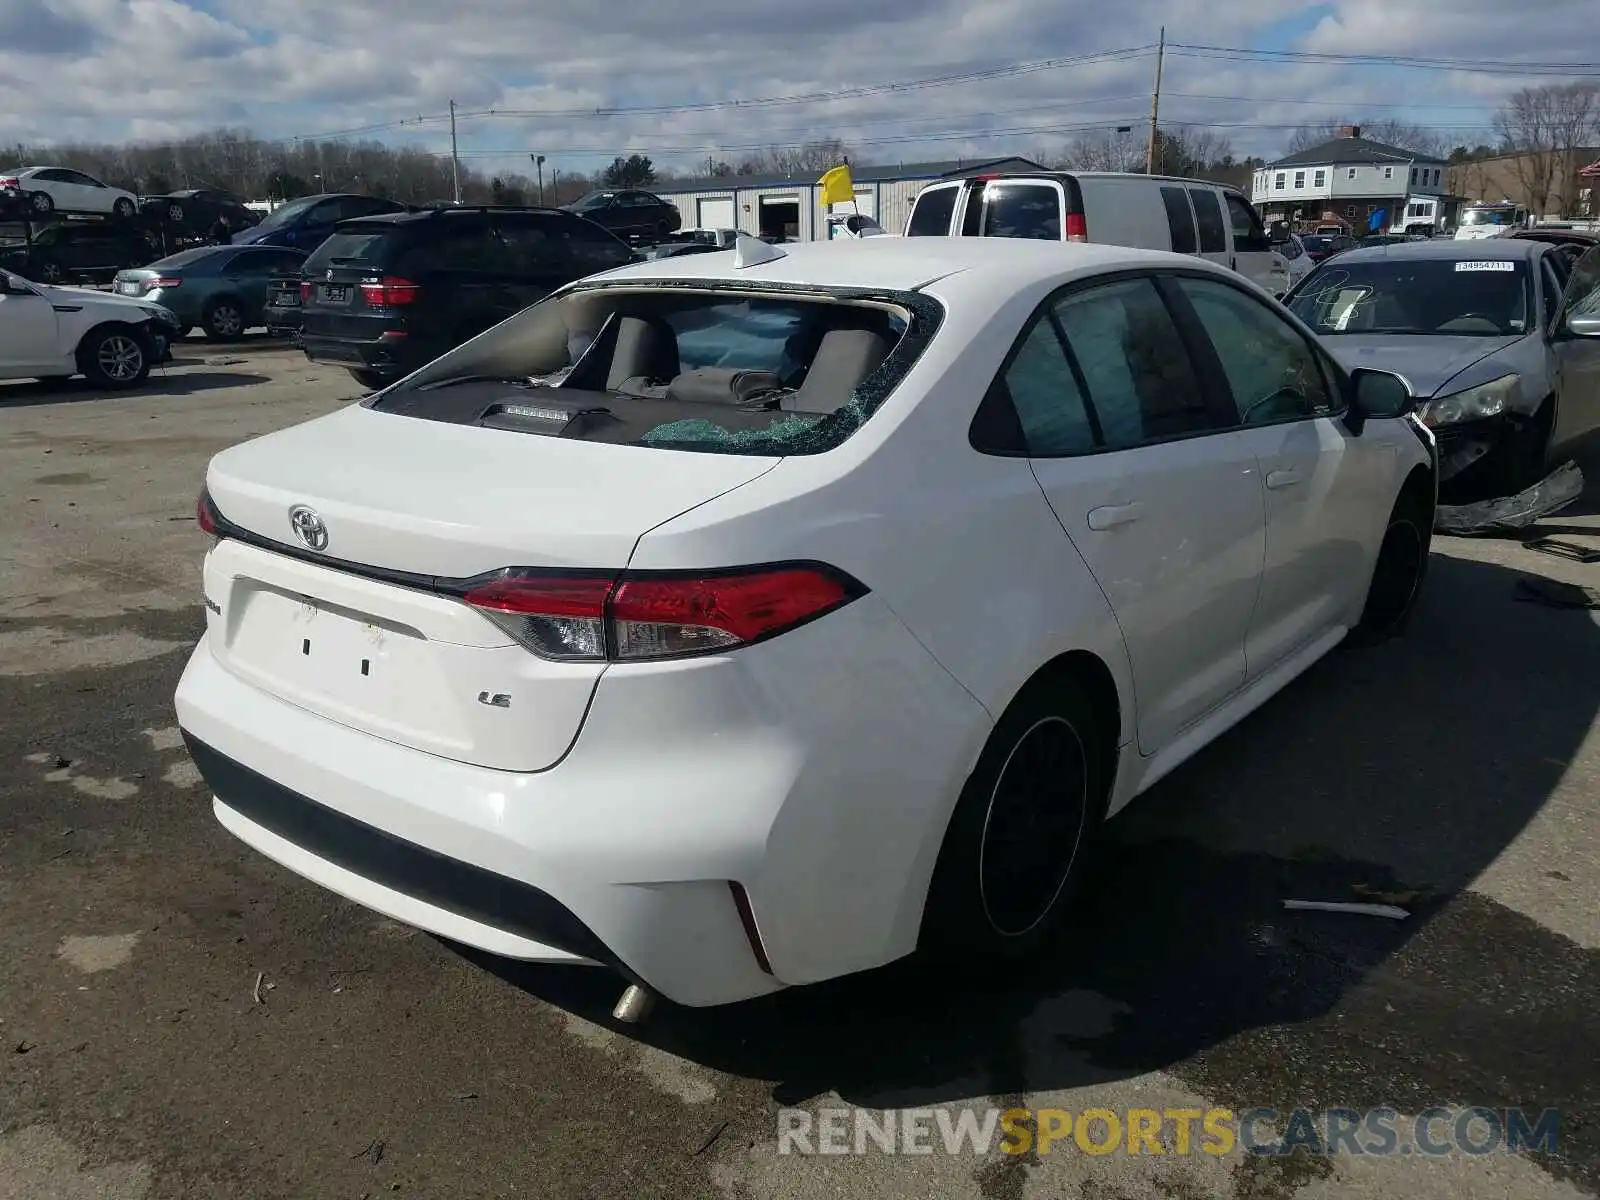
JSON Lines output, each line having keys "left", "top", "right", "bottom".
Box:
{"left": 174, "top": 591, "right": 991, "bottom": 1006}
{"left": 301, "top": 332, "right": 404, "bottom": 373}
{"left": 262, "top": 303, "right": 301, "bottom": 333}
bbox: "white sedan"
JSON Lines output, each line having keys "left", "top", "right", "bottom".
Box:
{"left": 1, "top": 268, "right": 180, "bottom": 387}
{"left": 173, "top": 235, "right": 1436, "bottom": 1009}
{"left": 0, "top": 166, "right": 140, "bottom": 219}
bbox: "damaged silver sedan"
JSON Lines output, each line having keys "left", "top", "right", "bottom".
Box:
{"left": 1286, "top": 236, "right": 1600, "bottom": 499}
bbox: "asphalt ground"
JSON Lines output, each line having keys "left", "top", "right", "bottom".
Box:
{"left": 2, "top": 341, "right": 1598, "bottom": 1199}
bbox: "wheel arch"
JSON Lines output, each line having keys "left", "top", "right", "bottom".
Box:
{"left": 74, "top": 319, "right": 148, "bottom": 364}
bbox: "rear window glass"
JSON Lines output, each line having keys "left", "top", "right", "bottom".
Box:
{"left": 907, "top": 186, "right": 958, "bottom": 236}
{"left": 148, "top": 247, "right": 223, "bottom": 270}
{"left": 978, "top": 183, "right": 1061, "bottom": 240}
{"left": 369, "top": 284, "right": 936, "bottom": 456}
{"left": 303, "top": 229, "right": 395, "bottom": 271}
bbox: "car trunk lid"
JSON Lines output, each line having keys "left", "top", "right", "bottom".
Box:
{"left": 201, "top": 403, "right": 779, "bottom": 770}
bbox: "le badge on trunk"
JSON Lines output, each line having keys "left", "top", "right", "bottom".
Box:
{"left": 288, "top": 505, "right": 328, "bottom": 551}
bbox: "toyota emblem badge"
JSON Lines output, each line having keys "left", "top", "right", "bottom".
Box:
{"left": 288, "top": 505, "right": 329, "bottom": 551}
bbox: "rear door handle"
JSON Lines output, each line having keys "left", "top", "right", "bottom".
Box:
{"left": 1087, "top": 502, "right": 1145, "bottom": 530}
{"left": 1265, "top": 469, "right": 1302, "bottom": 490}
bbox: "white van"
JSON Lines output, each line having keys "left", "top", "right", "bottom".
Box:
{"left": 905, "top": 171, "right": 1292, "bottom": 296}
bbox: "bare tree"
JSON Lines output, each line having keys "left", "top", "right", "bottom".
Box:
{"left": 1056, "top": 130, "right": 1143, "bottom": 172}
{"left": 737, "top": 138, "right": 853, "bottom": 178}
{"left": 1492, "top": 82, "right": 1600, "bottom": 215}
{"left": 1285, "top": 118, "right": 1448, "bottom": 160}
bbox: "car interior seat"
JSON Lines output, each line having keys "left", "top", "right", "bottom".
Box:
{"left": 606, "top": 314, "right": 682, "bottom": 394}
{"left": 779, "top": 315, "right": 897, "bottom": 414}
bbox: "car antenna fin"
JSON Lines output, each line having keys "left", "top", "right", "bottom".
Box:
{"left": 732, "top": 233, "right": 786, "bottom": 269}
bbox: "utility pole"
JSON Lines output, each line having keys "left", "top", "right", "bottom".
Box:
{"left": 449, "top": 99, "right": 461, "bottom": 203}
{"left": 1146, "top": 26, "right": 1166, "bottom": 176}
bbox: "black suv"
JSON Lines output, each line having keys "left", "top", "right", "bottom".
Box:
{"left": 561, "top": 190, "right": 682, "bottom": 240}
{"left": 0, "top": 222, "right": 157, "bottom": 283}
{"left": 297, "top": 205, "right": 635, "bottom": 387}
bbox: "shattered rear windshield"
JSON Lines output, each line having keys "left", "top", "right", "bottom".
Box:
{"left": 367, "top": 282, "right": 940, "bottom": 456}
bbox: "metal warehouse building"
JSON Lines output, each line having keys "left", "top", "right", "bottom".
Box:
{"left": 650, "top": 156, "right": 1046, "bottom": 241}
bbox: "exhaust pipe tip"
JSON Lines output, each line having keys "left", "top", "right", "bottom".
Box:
{"left": 612, "top": 983, "right": 656, "bottom": 1024}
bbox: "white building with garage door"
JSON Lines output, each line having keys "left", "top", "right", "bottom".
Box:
{"left": 650, "top": 157, "right": 1046, "bottom": 241}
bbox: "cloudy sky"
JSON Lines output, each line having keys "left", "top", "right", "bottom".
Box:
{"left": 2, "top": 0, "right": 1597, "bottom": 176}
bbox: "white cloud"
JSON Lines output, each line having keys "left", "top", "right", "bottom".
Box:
{"left": 0, "top": 0, "right": 1591, "bottom": 175}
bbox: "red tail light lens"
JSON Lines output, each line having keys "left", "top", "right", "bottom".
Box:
{"left": 1065, "top": 212, "right": 1088, "bottom": 242}
{"left": 461, "top": 564, "right": 865, "bottom": 662}
{"left": 359, "top": 276, "right": 420, "bottom": 306}
{"left": 149, "top": 276, "right": 181, "bottom": 289}
{"left": 299, "top": 281, "right": 312, "bottom": 303}
{"left": 196, "top": 487, "right": 219, "bottom": 537}
{"left": 0, "top": 177, "right": 17, "bottom": 190}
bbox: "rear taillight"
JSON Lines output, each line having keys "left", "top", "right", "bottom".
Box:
{"left": 359, "top": 276, "right": 420, "bottom": 306}
{"left": 196, "top": 488, "right": 220, "bottom": 537}
{"left": 299, "top": 281, "right": 312, "bottom": 303}
{"left": 1065, "top": 212, "right": 1088, "bottom": 242}
{"left": 461, "top": 564, "right": 865, "bottom": 663}
{"left": 0, "top": 177, "right": 17, "bottom": 190}
{"left": 150, "top": 276, "right": 181, "bottom": 289}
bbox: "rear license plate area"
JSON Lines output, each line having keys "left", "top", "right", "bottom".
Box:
{"left": 321, "top": 284, "right": 349, "bottom": 303}
{"left": 116, "top": 282, "right": 140, "bottom": 295}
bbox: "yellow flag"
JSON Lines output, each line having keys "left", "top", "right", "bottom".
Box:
{"left": 818, "top": 164, "right": 855, "bottom": 207}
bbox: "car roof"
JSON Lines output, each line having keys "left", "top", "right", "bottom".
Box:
{"left": 345, "top": 205, "right": 572, "bottom": 227}
{"left": 591, "top": 235, "right": 1218, "bottom": 293}
{"left": 1332, "top": 238, "right": 1543, "bottom": 265}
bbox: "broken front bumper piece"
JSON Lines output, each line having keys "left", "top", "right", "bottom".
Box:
{"left": 1435, "top": 461, "right": 1584, "bottom": 535}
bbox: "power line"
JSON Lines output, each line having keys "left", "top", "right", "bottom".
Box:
{"left": 446, "top": 113, "right": 1519, "bottom": 160}
{"left": 1167, "top": 43, "right": 1600, "bottom": 76}
{"left": 456, "top": 46, "right": 1157, "bottom": 120}
{"left": 267, "top": 40, "right": 1597, "bottom": 148}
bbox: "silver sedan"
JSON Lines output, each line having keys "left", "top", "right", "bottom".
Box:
{"left": 1286, "top": 236, "right": 1600, "bottom": 498}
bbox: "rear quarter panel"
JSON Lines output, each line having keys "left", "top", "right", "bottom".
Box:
{"left": 627, "top": 277, "right": 1137, "bottom": 972}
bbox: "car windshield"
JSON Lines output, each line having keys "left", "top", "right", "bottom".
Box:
{"left": 1290, "top": 257, "right": 1531, "bottom": 336}
{"left": 370, "top": 283, "right": 930, "bottom": 456}
{"left": 250, "top": 196, "right": 319, "bottom": 232}
{"left": 569, "top": 191, "right": 614, "bottom": 210}
{"left": 1462, "top": 208, "right": 1518, "bottom": 226}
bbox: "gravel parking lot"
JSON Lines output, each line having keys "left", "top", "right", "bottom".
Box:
{"left": 2, "top": 342, "right": 1598, "bottom": 1199}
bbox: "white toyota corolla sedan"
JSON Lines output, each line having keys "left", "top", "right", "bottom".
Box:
{"left": 174, "top": 235, "right": 1436, "bottom": 1009}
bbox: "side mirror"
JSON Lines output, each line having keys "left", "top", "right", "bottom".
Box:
{"left": 1346, "top": 368, "right": 1416, "bottom": 435}
{"left": 1566, "top": 311, "right": 1600, "bottom": 338}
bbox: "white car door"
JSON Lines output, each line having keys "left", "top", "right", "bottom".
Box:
{"left": 1007, "top": 274, "right": 1266, "bottom": 754}
{"left": 66, "top": 170, "right": 114, "bottom": 213}
{"left": 1167, "top": 273, "right": 1392, "bottom": 673}
{"left": 0, "top": 272, "right": 64, "bottom": 375}
{"left": 1550, "top": 246, "right": 1600, "bottom": 461}
{"left": 1223, "top": 191, "right": 1290, "bottom": 296}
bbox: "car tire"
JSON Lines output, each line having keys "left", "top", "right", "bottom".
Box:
{"left": 78, "top": 326, "right": 150, "bottom": 389}
{"left": 921, "top": 674, "right": 1109, "bottom": 959}
{"left": 113, "top": 197, "right": 136, "bottom": 220}
{"left": 1353, "top": 486, "right": 1432, "bottom": 643}
{"left": 36, "top": 260, "right": 64, "bottom": 284}
{"left": 30, "top": 190, "right": 53, "bottom": 216}
{"left": 167, "top": 202, "right": 185, "bottom": 225}
{"left": 201, "top": 297, "right": 246, "bottom": 342}
{"left": 349, "top": 368, "right": 389, "bottom": 390}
